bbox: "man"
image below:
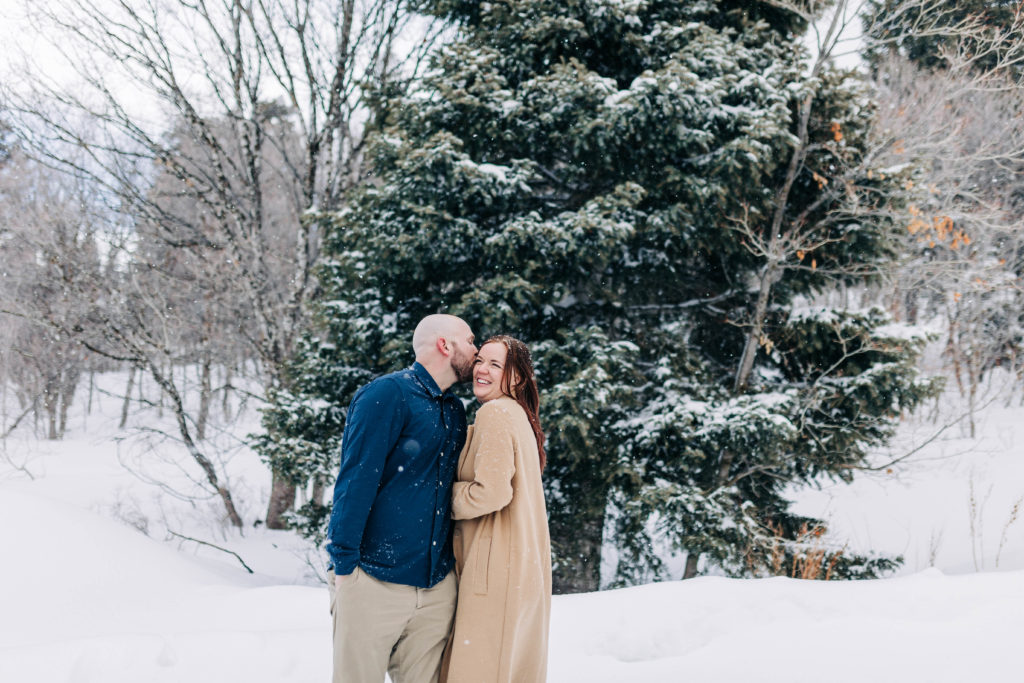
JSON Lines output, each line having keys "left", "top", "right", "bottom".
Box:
{"left": 326, "top": 313, "right": 476, "bottom": 683}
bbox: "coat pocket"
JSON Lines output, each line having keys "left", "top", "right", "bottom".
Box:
{"left": 474, "top": 533, "right": 492, "bottom": 595}
{"left": 452, "top": 527, "right": 464, "bottom": 582}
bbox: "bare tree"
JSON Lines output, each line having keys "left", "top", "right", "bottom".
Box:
{"left": 0, "top": 147, "right": 96, "bottom": 441}
{"left": 732, "top": 0, "right": 873, "bottom": 396}
{"left": 4, "top": 0, "right": 442, "bottom": 527}
{"left": 1, "top": 166, "right": 249, "bottom": 526}
{"left": 868, "top": 5, "right": 1024, "bottom": 427}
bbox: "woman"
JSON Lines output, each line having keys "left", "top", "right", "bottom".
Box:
{"left": 443, "top": 335, "right": 552, "bottom": 683}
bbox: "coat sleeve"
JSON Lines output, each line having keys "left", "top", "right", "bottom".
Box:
{"left": 452, "top": 401, "right": 516, "bottom": 520}
{"left": 325, "top": 377, "right": 405, "bottom": 574}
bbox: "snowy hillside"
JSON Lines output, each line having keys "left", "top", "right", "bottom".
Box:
{"left": 1, "top": 370, "right": 1022, "bottom": 682}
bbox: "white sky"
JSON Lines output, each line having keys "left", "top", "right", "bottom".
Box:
{"left": 1, "top": 0, "right": 868, "bottom": 111}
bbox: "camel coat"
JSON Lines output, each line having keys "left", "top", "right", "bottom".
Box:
{"left": 443, "top": 397, "right": 552, "bottom": 683}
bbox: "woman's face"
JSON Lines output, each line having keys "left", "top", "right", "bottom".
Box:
{"left": 473, "top": 342, "right": 509, "bottom": 403}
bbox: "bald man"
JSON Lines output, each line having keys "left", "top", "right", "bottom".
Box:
{"left": 326, "top": 314, "right": 476, "bottom": 683}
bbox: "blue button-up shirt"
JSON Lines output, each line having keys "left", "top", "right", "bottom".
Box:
{"left": 326, "top": 362, "right": 467, "bottom": 588}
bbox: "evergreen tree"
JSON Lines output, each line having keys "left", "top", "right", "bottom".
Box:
{"left": 261, "top": 0, "right": 938, "bottom": 592}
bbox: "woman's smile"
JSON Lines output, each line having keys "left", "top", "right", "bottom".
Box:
{"left": 472, "top": 342, "right": 508, "bottom": 403}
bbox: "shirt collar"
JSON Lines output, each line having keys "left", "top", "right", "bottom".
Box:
{"left": 412, "top": 362, "right": 446, "bottom": 399}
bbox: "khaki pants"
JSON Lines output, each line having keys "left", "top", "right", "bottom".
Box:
{"left": 329, "top": 567, "right": 457, "bottom": 683}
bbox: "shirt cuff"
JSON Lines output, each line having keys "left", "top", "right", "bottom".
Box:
{"left": 326, "top": 548, "right": 359, "bottom": 575}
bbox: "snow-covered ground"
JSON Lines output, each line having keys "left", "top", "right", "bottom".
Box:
{"left": 1, "top": 370, "right": 1022, "bottom": 682}
{"left": 794, "top": 369, "right": 1024, "bottom": 576}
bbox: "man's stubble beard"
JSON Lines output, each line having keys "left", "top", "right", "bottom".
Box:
{"left": 452, "top": 349, "right": 475, "bottom": 384}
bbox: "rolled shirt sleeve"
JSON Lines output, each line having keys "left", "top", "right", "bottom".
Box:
{"left": 452, "top": 401, "right": 516, "bottom": 521}
{"left": 326, "top": 377, "right": 405, "bottom": 575}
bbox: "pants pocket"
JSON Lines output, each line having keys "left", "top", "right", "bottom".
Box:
{"left": 329, "top": 567, "right": 363, "bottom": 614}
{"left": 327, "top": 569, "right": 337, "bottom": 615}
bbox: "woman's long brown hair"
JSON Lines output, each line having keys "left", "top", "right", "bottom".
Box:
{"left": 483, "top": 335, "right": 546, "bottom": 471}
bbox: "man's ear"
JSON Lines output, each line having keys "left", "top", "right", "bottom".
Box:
{"left": 436, "top": 336, "right": 450, "bottom": 357}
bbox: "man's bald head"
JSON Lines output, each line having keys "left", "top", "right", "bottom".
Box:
{"left": 409, "top": 313, "right": 477, "bottom": 389}
{"left": 411, "top": 314, "right": 476, "bottom": 390}
{"left": 413, "top": 314, "right": 472, "bottom": 358}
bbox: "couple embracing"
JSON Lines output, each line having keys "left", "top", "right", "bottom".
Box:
{"left": 325, "top": 314, "right": 552, "bottom": 683}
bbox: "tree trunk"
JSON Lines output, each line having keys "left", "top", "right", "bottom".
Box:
{"left": 966, "top": 344, "right": 980, "bottom": 439}
{"left": 734, "top": 262, "right": 780, "bottom": 394}
{"left": 311, "top": 480, "right": 327, "bottom": 507}
{"left": 150, "top": 362, "right": 244, "bottom": 528}
{"left": 733, "top": 76, "right": 819, "bottom": 394}
{"left": 139, "top": 362, "right": 146, "bottom": 403}
{"left": 265, "top": 474, "right": 296, "bottom": 529}
{"left": 197, "top": 354, "right": 212, "bottom": 441}
{"left": 684, "top": 448, "right": 738, "bottom": 579}
{"left": 1, "top": 369, "right": 7, "bottom": 438}
{"left": 44, "top": 375, "right": 59, "bottom": 440}
{"left": 58, "top": 366, "right": 79, "bottom": 438}
{"left": 948, "top": 315, "right": 965, "bottom": 397}
{"left": 551, "top": 498, "right": 606, "bottom": 594}
{"left": 120, "top": 364, "right": 136, "bottom": 429}
{"left": 683, "top": 553, "right": 700, "bottom": 579}
{"left": 156, "top": 362, "right": 164, "bottom": 418}
{"left": 221, "top": 363, "right": 233, "bottom": 421}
